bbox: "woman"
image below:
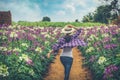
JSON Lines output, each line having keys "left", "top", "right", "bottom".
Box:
{"left": 47, "top": 24, "right": 87, "bottom": 80}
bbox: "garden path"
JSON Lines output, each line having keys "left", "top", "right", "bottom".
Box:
{"left": 44, "top": 47, "right": 92, "bottom": 80}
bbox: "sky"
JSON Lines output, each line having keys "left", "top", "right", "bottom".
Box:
{"left": 0, "top": 0, "right": 101, "bottom": 22}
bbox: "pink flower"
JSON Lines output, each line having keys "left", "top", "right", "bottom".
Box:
{"left": 26, "top": 33, "right": 36, "bottom": 41}
{"left": 104, "top": 44, "right": 118, "bottom": 49}
{"left": 26, "top": 58, "right": 34, "bottom": 65}
{"left": 93, "top": 41, "right": 101, "bottom": 47}
{"left": 89, "top": 55, "right": 96, "bottom": 62}
{"left": 102, "top": 37, "right": 111, "bottom": 43}
{"left": 103, "top": 64, "right": 118, "bottom": 79}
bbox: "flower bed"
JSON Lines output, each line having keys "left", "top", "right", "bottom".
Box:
{"left": 0, "top": 24, "right": 63, "bottom": 80}
{"left": 79, "top": 25, "right": 120, "bottom": 80}
{"left": 1, "top": 24, "right": 120, "bottom": 80}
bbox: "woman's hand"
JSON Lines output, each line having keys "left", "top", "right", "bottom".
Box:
{"left": 47, "top": 52, "right": 51, "bottom": 58}
{"left": 68, "top": 25, "right": 73, "bottom": 28}
{"left": 68, "top": 25, "right": 79, "bottom": 30}
{"left": 46, "top": 50, "right": 53, "bottom": 58}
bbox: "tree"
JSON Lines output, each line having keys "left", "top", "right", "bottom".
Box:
{"left": 81, "top": 0, "right": 120, "bottom": 24}
{"left": 42, "top": 16, "right": 51, "bottom": 22}
{"left": 82, "top": 16, "right": 89, "bottom": 22}
{"left": 82, "top": 13, "right": 94, "bottom": 22}
{"left": 75, "top": 19, "right": 79, "bottom": 22}
{"left": 94, "top": 5, "right": 111, "bottom": 23}
{"left": 82, "top": 5, "right": 112, "bottom": 23}
{"left": 99, "top": 0, "right": 120, "bottom": 19}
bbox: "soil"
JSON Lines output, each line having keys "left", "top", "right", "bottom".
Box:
{"left": 44, "top": 47, "right": 92, "bottom": 80}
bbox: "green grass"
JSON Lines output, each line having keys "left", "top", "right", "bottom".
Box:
{"left": 12, "top": 21, "right": 105, "bottom": 27}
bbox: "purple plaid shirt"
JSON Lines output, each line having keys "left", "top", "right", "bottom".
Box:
{"left": 52, "top": 29, "right": 87, "bottom": 51}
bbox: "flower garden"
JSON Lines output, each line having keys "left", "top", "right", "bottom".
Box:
{"left": 0, "top": 24, "right": 120, "bottom": 80}
{"left": 79, "top": 25, "right": 120, "bottom": 80}
{"left": 0, "top": 24, "right": 63, "bottom": 80}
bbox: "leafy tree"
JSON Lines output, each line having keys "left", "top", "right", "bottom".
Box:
{"left": 82, "top": 13, "right": 94, "bottom": 22}
{"left": 99, "top": 0, "right": 120, "bottom": 19}
{"left": 82, "top": 16, "right": 89, "bottom": 22}
{"left": 42, "top": 16, "right": 51, "bottom": 22}
{"left": 82, "top": 0, "right": 120, "bottom": 24}
{"left": 94, "top": 5, "right": 111, "bottom": 23}
{"left": 75, "top": 19, "right": 79, "bottom": 22}
{"left": 82, "top": 5, "right": 112, "bottom": 24}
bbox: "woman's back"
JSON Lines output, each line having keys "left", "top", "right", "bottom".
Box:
{"left": 60, "top": 47, "right": 73, "bottom": 57}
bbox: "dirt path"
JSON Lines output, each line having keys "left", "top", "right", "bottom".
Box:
{"left": 44, "top": 47, "right": 92, "bottom": 80}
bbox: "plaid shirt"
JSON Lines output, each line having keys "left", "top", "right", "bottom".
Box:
{"left": 52, "top": 29, "right": 87, "bottom": 51}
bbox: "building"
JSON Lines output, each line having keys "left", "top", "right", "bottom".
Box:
{"left": 0, "top": 11, "right": 12, "bottom": 25}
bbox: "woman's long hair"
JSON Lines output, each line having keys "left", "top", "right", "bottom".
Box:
{"left": 64, "top": 34, "right": 72, "bottom": 43}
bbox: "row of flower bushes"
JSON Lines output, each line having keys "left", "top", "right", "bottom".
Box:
{"left": 78, "top": 25, "right": 120, "bottom": 80}
{"left": 0, "top": 24, "right": 63, "bottom": 80}
{"left": 1, "top": 24, "right": 119, "bottom": 80}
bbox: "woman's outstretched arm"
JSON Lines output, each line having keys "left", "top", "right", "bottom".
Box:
{"left": 47, "top": 50, "right": 54, "bottom": 58}
{"left": 47, "top": 37, "right": 64, "bottom": 58}
{"left": 71, "top": 26, "right": 81, "bottom": 39}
